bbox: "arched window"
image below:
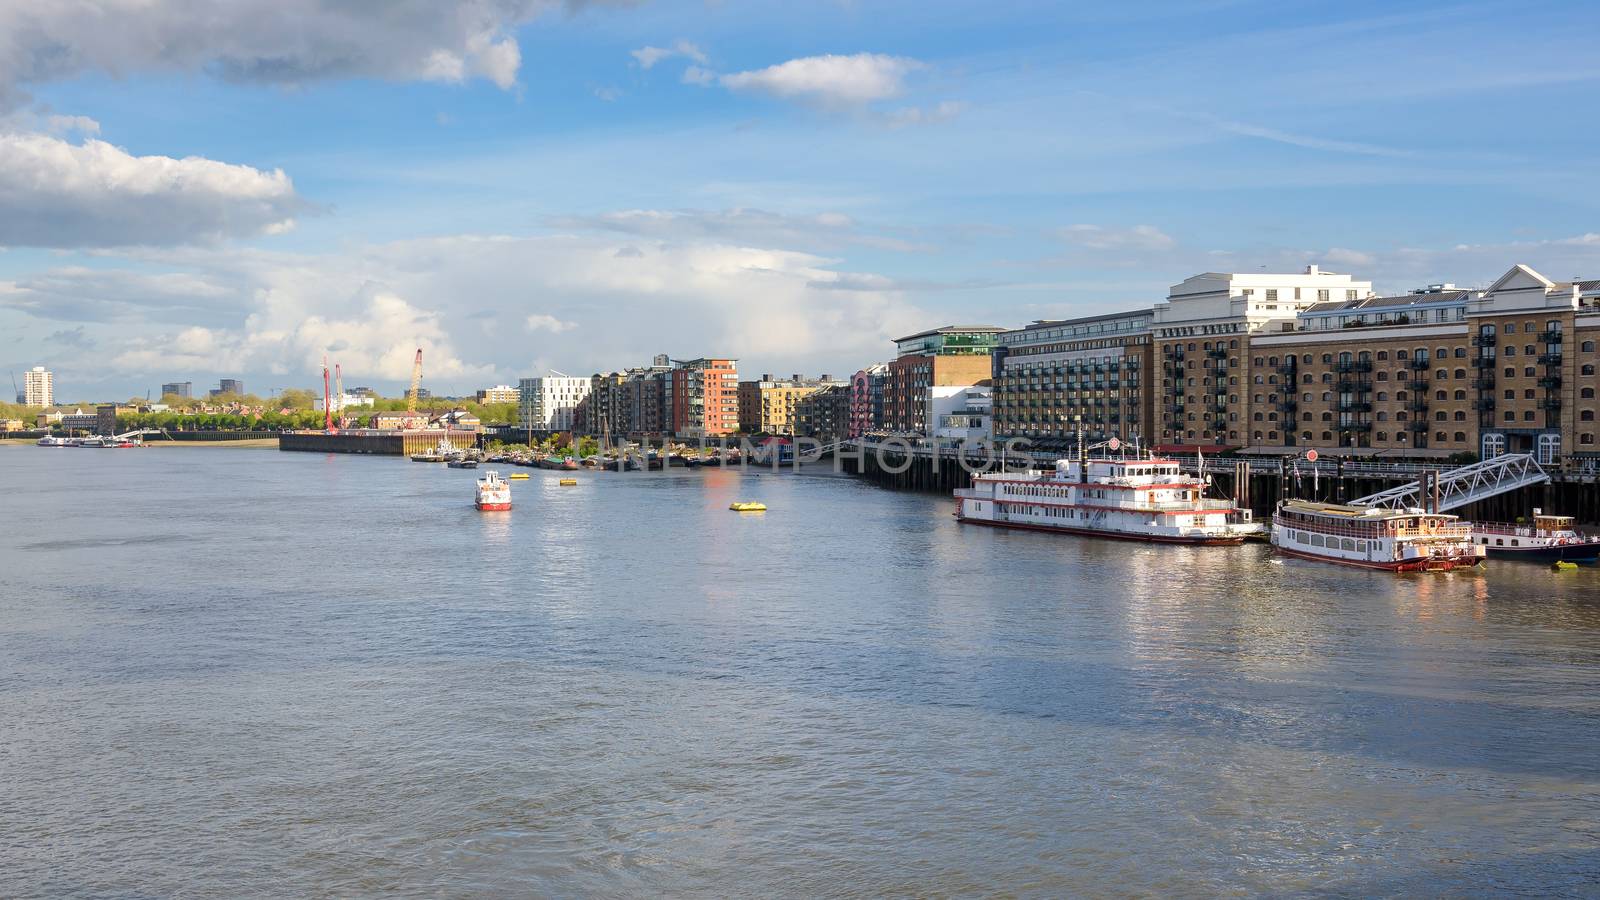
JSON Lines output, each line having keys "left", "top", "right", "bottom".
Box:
{"left": 1376, "top": 432, "right": 1388, "bottom": 441}
{"left": 1482, "top": 433, "right": 1506, "bottom": 457}
{"left": 1584, "top": 387, "right": 1596, "bottom": 399}
{"left": 1377, "top": 350, "right": 1389, "bottom": 360}
{"left": 1453, "top": 432, "right": 1465, "bottom": 442}
{"left": 1321, "top": 431, "right": 1332, "bottom": 441}
{"left": 1454, "top": 369, "right": 1466, "bottom": 379}
{"left": 1583, "top": 341, "right": 1596, "bottom": 352}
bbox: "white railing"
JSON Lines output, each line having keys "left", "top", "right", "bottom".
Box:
{"left": 1350, "top": 453, "right": 1549, "bottom": 511}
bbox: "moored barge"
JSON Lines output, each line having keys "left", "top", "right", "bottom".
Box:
{"left": 1272, "top": 499, "right": 1484, "bottom": 572}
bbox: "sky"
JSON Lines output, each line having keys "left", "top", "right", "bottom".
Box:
{"left": 3, "top": 0, "right": 1600, "bottom": 401}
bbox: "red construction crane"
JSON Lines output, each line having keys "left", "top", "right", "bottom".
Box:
{"left": 322, "top": 355, "right": 333, "bottom": 433}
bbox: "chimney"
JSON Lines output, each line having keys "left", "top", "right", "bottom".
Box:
{"left": 1306, "top": 265, "right": 1320, "bottom": 275}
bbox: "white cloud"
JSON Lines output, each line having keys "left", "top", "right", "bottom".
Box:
{"left": 10, "top": 232, "right": 928, "bottom": 393}
{"left": 526, "top": 314, "right": 577, "bottom": 333}
{"left": 0, "top": 130, "right": 304, "bottom": 247}
{"left": 0, "top": 0, "right": 604, "bottom": 107}
{"left": 631, "top": 40, "right": 707, "bottom": 70}
{"left": 681, "top": 65, "right": 717, "bottom": 86}
{"left": 718, "top": 53, "right": 924, "bottom": 107}
{"left": 1057, "top": 224, "right": 1176, "bottom": 252}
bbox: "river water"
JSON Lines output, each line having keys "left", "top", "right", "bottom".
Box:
{"left": 2, "top": 445, "right": 1598, "bottom": 896}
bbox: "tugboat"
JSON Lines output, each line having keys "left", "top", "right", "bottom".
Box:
{"left": 475, "top": 470, "right": 512, "bottom": 511}
{"left": 411, "top": 435, "right": 457, "bottom": 462}
{"left": 1469, "top": 511, "right": 1600, "bottom": 562}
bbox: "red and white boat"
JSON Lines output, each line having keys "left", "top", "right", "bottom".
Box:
{"left": 955, "top": 457, "right": 1262, "bottom": 544}
{"left": 1272, "top": 499, "right": 1484, "bottom": 572}
{"left": 474, "top": 470, "right": 512, "bottom": 511}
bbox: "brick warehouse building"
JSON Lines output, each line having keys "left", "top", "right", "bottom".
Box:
{"left": 984, "top": 263, "right": 1599, "bottom": 465}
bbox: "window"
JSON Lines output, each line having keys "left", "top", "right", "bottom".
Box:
{"left": 1318, "top": 289, "right": 1329, "bottom": 301}
{"left": 1454, "top": 432, "right": 1466, "bottom": 442}
{"left": 1266, "top": 289, "right": 1278, "bottom": 301}
{"left": 1583, "top": 434, "right": 1596, "bottom": 445}
{"left": 1584, "top": 341, "right": 1596, "bottom": 353}
{"left": 1505, "top": 323, "right": 1516, "bottom": 333}
{"left": 1377, "top": 351, "right": 1389, "bottom": 360}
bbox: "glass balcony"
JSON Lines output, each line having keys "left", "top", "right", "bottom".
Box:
{"left": 1471, "top": 333, "right": 1497, "bottom": 347}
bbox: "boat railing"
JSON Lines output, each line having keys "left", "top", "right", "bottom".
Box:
{"left": 1274, "top": 516, "right": 1472, "bottom": 540}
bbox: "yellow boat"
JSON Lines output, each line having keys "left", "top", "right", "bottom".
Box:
{"left": 1553, "top": 560, "right": 1578, "bottom": 571}
{"left": 729, "top": 501, "right": 766, "bottom": 512}
{"left": 507, "top": 473, "right": 530, "bottom": 480}
{"left": 559, "top": 478, "right": 578, "bottom": 486}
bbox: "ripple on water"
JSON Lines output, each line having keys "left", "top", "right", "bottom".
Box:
{"left": 2, "top": 450, "right": 1600, "bottom": 896}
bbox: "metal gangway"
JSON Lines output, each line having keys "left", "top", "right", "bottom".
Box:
{"left": 1350, "top": 453, "right": 1549, "bottom": 512}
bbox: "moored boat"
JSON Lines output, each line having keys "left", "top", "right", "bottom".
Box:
{"left": 475, "top": 470, "right": 512, "bottom": 511}
{"left": 955, "top": 457, "right": 1261, "bottom": 544}
{"left": 1469, "top": 513, "right": 1600, "bottom": 562}
{"left": 1272, "top": 499, "right": 1484, "bottom": 572}
{"left": 446, "top": 458, "right": 478, "bottom": 469}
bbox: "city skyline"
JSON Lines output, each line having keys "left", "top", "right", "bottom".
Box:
{"left": 4, "top": 0, "right": 1600, "bottom": 399}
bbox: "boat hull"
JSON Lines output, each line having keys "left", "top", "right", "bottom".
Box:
{"left": 956, "top": 514, "right": 1247, "bottom": 545}
{"left": 475, "top": 500, "right": 511, "bottom": 511}
{"left": 1273, "top": 544, "right": 1482, "bottom": 572}
{"left": 1482, "top": 543, "right": 1600, "bottom": 562}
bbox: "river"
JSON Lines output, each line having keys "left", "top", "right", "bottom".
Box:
{"left": 2, "top": 445, "right": 1598, "bottom": 896}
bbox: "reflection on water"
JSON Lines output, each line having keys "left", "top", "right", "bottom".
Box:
{"left": 2, "top": 446, "right": 1599, "bottom": 896}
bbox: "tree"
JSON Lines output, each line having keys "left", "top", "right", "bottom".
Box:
{"left": 278, "top": 388, "right": 317, "bottom": 409}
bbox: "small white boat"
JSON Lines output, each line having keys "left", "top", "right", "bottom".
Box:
{"left": 475, "top": 470, "right": 512, "bottom": 511}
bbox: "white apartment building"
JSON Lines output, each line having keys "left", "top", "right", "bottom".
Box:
{"left": 519, "top": 375, "right": 592, "bottom": 432}
{"left": 314, "top": 392, "right": 377, "bottom": 413}
{"left": 24, "top": 366, "right": 53, "bottom": 407}
{"left": 1154, "top": 265, "right": 1375, "bottom": 339}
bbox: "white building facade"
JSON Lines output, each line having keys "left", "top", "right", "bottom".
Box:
{"left": 314, "top": 393, "right": 377, "bottom": 413}
{"left": 24, "top": 366, "right": 53, "bottom": 407}
{"left": 519, "top": 376, "right": 592, "bottom": 432}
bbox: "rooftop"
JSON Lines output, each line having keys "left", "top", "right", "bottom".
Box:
{"left": 893, "top": 325, "right": 1008, "bottom": 342}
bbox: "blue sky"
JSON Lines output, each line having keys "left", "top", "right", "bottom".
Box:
{"left": 3, "top": 0, "right": 1599, "bottom": 400}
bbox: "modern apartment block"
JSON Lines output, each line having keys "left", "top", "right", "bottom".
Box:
{"left": 737, "top": 374, "right": 846, "bottom": 435}
{"left": 518, "top": 375, "right": 592, "bottom": 432}
{"left": 884, "top": 326, "right": 1003, "bottom": 434}
{"left": 161, "top": 381, "right": 193, "bottom": 399}
{"left": 849, "top": 363, "right": 889, "bottom": 437}
{"left": 23, "top": 366, "right": 53, "bottom": 407}
{"left": 475, "top": 385, "right": 519, "bottom": 405}
{"left": 669, "top": 358, "right": 739, "bottom": 437}
{"left": 991, "top": 310, "right": 1154, "bottom": 449}
{"left": 794, "top": 384, "right": 852, "bottom": 441}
